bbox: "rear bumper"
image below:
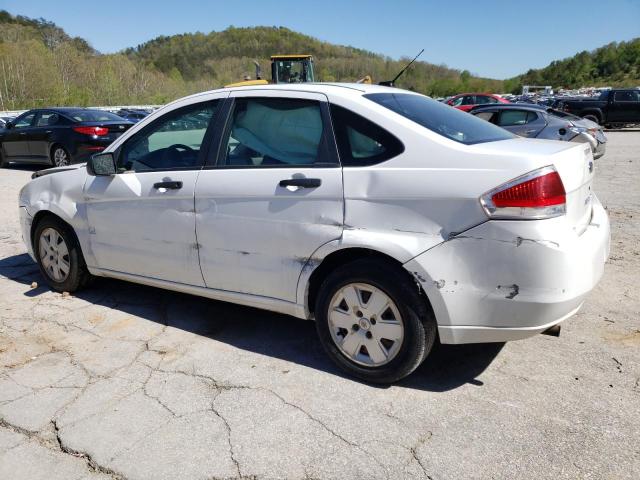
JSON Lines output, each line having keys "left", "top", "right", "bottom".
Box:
{"left": 404, "top": 196, "right": 610, "bottom": 344}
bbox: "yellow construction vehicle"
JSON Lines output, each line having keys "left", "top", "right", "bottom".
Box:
{"left": 225, "top": 55, "right": 315, "bottom": 87}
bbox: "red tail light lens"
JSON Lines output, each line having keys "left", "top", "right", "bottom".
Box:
{"left": 481, "top": 166, "right": 566, "bottom": 219}
{"left": 73, "top": 126, "right": 108, "bottom": 136}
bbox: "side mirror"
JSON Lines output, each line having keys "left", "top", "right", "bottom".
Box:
{"left": 5, "top": 121, "right": 13, "bottom": 129}
{"left": 87, "top": 152, "right": 116, "bottom": 176}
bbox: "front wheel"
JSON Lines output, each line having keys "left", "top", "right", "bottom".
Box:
{"left": 34, "top": 216, "right": 92, "bottom": 293}
{"left": 315, "top": 259, "right": 436, "bottom": 383}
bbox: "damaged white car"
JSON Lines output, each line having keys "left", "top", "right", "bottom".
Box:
{"left": 18, "top": 84, "right": 610, "bottom": 383}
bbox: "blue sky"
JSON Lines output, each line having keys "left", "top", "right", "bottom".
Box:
{"left": 1, "top": 0, "right": 638, "bottom": 79}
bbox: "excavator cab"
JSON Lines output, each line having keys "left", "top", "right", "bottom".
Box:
{"left": 270, "top": 55, "right": 315, "bottom": 83}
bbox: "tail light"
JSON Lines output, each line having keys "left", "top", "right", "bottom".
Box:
{"left": 73, "top": 126, "right": 108, "bottom": 136}
{"left": 480, "top": 166, "right": 566, "bottom": 219}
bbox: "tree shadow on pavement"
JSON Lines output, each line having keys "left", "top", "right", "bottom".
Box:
{"left": 2, "top": 252, "right": 503, "bottom": 392}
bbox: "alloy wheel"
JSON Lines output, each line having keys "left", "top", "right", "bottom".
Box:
{"left": 53, "top": 148, "right": 69, "bottom": 167}
{"left": 328, "top": 283, "right": 404, "bottom": 367}
{"left": 39, "top": 227, "right": 70, "bottom": 282}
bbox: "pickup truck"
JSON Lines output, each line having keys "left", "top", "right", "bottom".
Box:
{"left": 555, "top": 89, "right": 640, "bottom": 127}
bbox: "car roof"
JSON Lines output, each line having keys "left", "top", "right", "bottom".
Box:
{"left": 196, "top": 82, "right": 413, "bottom": 97}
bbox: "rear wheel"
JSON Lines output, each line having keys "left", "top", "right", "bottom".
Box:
{"left": 34, "top": 216, "right": 92, "bottom": 293}
{"left": 315, "top": 259, "right": 436, "bottom": 383}
{"left": 50, "top": 145, "right": 70, "bottom": 167}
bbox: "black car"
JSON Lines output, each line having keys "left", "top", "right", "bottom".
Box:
{"left": 115, "top": 109, "right": 150, "bottom": 123}
{"left": 0, "top": 108, "right": 134, "bottom": 168}
{"left": 554, "top": 89, "right": 640, "bottom": 127}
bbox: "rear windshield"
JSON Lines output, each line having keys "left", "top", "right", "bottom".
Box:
{"left": 69, "top": 110, "right": 123, "bottom": 122}
{"left": 364, "top": 92, "right": 515, "bottom": 145}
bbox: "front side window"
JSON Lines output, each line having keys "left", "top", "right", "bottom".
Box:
{"left": 366, "top": 92, "right": 515, "bottom": 145}
{"left": 614, "top": 90, "right": 639, "bottom": 102}
{"left": 474, "top": 111, "right": 498, "bottom": 122}
{"left": 220, "top": 97, "right": 331, "bottom": 167}
{"left": 120, "top": 101, "right": 218, "bottom": 172}
{"left": 14, "top": 112, "right": 36, "bottom": 129}
{"left": 330, "top": 104, "right": 404, "bottom": 166}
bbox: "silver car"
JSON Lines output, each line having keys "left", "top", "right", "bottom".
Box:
{"left": 471, "top": 104, "right": 607, "bottom": 159}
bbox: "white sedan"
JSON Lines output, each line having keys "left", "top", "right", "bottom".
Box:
{"left": 17, "top": 84, "right": 610, "bottom": 383}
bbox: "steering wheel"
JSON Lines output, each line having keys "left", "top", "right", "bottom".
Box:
{"left": 161, "top": 143, "right": 196, "bottom": 166}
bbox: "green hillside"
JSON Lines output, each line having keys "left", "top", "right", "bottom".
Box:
{"left": 0, "top": 10, "right": 638, "bottom": 110}
{"left": 125, "top": 26, "right": 503, "bottom": 95}
{"left": 506, "top": 38, "right": 640, "bottom": 91}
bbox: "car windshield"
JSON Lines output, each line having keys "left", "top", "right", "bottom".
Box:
{"left": 364, "top": 92, "right": 515, "bottom": 145}
{"left": 69, "top": 110, "right": 123, "bottom": 122}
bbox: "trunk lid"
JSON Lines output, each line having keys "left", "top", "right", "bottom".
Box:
{"left": 470, "top": 138, "right": 594, "bottom": 233}
{"left": 549, "top": 142, "right": 594, "bottom": 234}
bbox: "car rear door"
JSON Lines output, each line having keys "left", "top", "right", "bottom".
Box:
{"left": 2, "top": 111, "right": 36, "bottom": 160}
{"left": 84, "top": 95, "right": 228, "bottom": 286}
{"left": 194, "top": 90, "right": 344, "bottom": 302}
{"left": 30, "top": 111, "right": 63, "bottom": 161}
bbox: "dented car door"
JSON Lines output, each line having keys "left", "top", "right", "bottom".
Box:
{"left": 83, "top": 98, "right": 224, "bottom": 286}
{"left": 194, "top": 90, "right": 344, "bottom": 302}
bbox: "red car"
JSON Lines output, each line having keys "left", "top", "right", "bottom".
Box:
{"left": 446, "top": 93, "right": 510, "bottom": 112}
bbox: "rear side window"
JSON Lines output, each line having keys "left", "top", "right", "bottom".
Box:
{"left": 36, "top": 113, "right": 59, "bottom": 127}
{"left": 220, "top": 97, "right": 334, "bottom": 167}
{"left": 365, "top": 92, "right": 515, "bottom": 145}
{"left": 498, "top": 110, "right": 535, "bottom": 126}
{"left": 330, "top": 104, "right": 404, "bottom": 166}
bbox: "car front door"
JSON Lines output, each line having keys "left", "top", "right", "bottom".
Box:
{"left": 194, "top": 91, "right": 344, "bottom": 302}
{"left": 83, "top": 96, "right": 226, "bottom": 285}
{"left": 2, "top": 111, "right": 36, "bottom": 160}
{"left": 608, "top": 90, "right": 640, "bottom": 123}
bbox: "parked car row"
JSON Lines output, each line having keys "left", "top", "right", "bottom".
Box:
{"left": 444, "top": 91, "right": 609, "bottom": 158}
{"left": 469, "top": 103, "right": 607, "bottom": 159}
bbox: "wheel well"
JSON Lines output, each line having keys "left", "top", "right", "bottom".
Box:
{"left": 306, "top": 248, "right": 429, "bottom": 315}
{"left": 49, "top": 143, "right": 63, "bottom": 159}
{"left": 30, "top": 211, "right": 83, "bottom": 261}
{"left": 582, "top": 111, "right": 602, "bottom": 123}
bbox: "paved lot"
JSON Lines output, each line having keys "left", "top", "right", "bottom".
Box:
{"left": 1, "top": 132, "right": 639, "bottom": 480}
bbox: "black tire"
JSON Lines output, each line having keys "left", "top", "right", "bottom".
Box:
{"left": 315, "top": 258, "right": 436, "bottom": 384}
{"left": 33, "top": 216, "right": 92, "bottom": 293}
{"left": 583, "top": 114, "right": 600, "bottom": 125}
{"left": 0, "top": 148, "right": 7, "bottom": 168}
{"left": 50, "top": 144, "right": 71, "bottom": 167}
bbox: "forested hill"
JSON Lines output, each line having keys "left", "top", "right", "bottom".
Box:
{"left": 125, "top": 26, "right": 503, "bottom": 94}
{"left": 508, "top": 38, "right": 640, "bottom": 90}
{"left": 0, "top": 10, "right": 638, "bottom": 110}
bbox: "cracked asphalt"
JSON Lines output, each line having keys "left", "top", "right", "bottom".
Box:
{"left": 1, "top": 131, "right": 639, "bottom": 480}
